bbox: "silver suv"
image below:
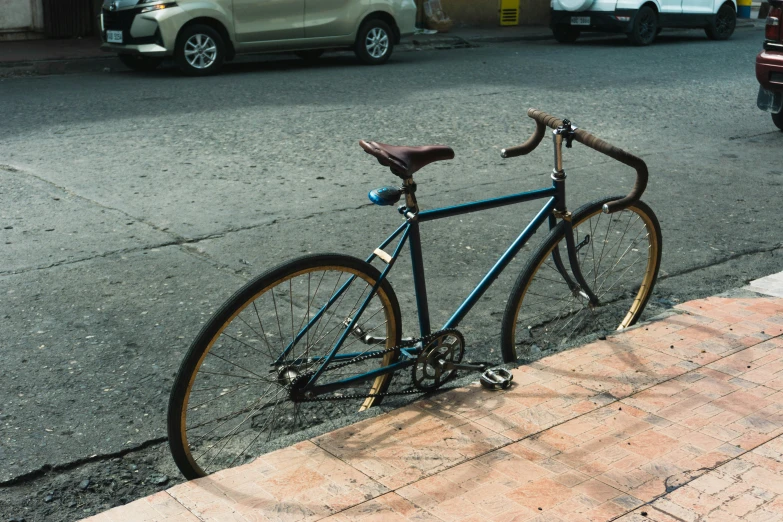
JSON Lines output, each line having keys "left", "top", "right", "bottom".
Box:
{"left": 100, "top": 0, "right": 417, "bottom": 75}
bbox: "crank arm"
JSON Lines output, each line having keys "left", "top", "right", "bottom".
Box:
{"left": 437, "top": 360, "right": 490, "bottom": 372}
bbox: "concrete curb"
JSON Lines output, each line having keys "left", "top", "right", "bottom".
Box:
{"left": 0, "top": 56, "right": 120, "bottom": 78}
{"left": 0, "top": 34, "right": 547, "bottom": 78}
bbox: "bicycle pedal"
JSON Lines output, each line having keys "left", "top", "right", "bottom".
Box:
{"left": 480, "top": 368, "right": 513, "bottom": 390}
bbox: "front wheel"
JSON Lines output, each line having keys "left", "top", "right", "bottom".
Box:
{"left": 168, "top": 254, "right": 402, "bottom": 479}
{"left": 706, "top": 2, "right": 736, "bottom": 40}
{"left": 627, "top": 6, "right": 658, "bottom": 46}
{"left": 500, "top": 197, "right": 662, "bottom": 362}
{"left": 354, "top": 19, "right": 394, "bottom": 65}
{"left": 175, "top": 24, "right": 226, "bottom": 76}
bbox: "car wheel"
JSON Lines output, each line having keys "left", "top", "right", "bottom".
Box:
{"left": 706, "top": 2, "right": 736, "bottom": 40}
{"left": 552, "top": 25, "right": 581, "bottom": 43}
{"left": 627, "top": 6, "right": 657, "bottom": 46}
{"left": 773, "top": 111, "right": 783, "bottom": 131}
{"left": 175, "top": 24, "right": 225, "bottom": 76}
{"left": 118, "top": 54, "right": 163, "bottom": 72}
{"left": 354, "top": 19, "right": 394, "bottom": 65}
{"left": 295, "top": 50, "right": 325, "bottom": 61}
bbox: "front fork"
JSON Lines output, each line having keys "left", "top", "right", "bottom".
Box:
{"left": 550, "top": 124, "right": 600, "bottom": 308}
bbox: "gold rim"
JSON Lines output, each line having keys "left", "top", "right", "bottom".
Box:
{"left": 178, "top": 264, "right": 398, "bottom": 476}
{"left": 508, "top": 203, "right": 660, "bottom": 360}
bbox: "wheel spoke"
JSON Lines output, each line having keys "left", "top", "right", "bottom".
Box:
{"left": 174, "top": 260, "right": 400, "bottom": 478}
{"left": 506, "top": 202, "right": 659, "bottom": 358}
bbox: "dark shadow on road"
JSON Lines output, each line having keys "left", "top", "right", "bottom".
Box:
{"left": 0, "top": 26, "right": 764, "bottom": 138}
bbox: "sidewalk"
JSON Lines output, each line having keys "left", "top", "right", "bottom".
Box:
{"left": 84, "top": 272, "right": 783, "bottom": 522}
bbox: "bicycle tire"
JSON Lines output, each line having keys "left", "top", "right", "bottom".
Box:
{"left": 168, "top": 253, "right": 401, "bottom": 479}
{"left": 500, "top": 197, "right": 662, "bottom": 362}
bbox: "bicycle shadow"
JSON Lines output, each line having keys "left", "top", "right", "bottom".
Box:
{"left": 171, "top": 310, "right": 776, "bottom": 517}
{"left": 309, "top": 314, "right": 761, "bottom": 462}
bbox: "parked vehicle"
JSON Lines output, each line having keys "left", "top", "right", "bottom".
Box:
{"left": 550, "top": 0, "right": 737, "bottom": 46}
{"left": 100, "top": 0, "right": 417, "bottom": 76}
{"left": 757, "top": 0, "right": 783, "bottom": 130}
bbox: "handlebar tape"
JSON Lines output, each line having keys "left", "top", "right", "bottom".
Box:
{"left": 501, "top": 108, "right": 648, "bottom": 213}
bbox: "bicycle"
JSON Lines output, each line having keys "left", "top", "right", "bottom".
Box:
{"left": 167, "top": 109, "right": 662, "bottom": 479}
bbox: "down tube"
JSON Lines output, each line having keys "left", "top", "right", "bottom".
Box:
{"left": 442, "top": 197, "right": 557, "bottom": 330}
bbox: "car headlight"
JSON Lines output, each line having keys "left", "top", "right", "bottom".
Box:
{"left": 138, "top": 1, "right": 176, "bottom": 13}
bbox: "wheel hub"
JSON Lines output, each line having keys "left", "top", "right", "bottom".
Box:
{"left": 285, "top": 370, "right": 315, "bottom": 402}
{"left": 366, "top": 28, "right": 388, "bottom": 58}
{"left": 277, "top": 366, "right": 300, "bottom": 387}
{"left": 185, "top": 34, "right": 216, "bottom": 69}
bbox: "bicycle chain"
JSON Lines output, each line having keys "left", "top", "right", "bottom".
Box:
{"left": 295, "top": 330, "right": 460, "bottom": 402}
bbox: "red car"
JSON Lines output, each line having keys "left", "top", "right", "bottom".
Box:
{"left": 757, "top": 0, "right": 783, "bottom": 130}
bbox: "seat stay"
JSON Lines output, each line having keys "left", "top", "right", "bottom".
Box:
{"left": 274, "top": 222, "right": 409, "bottom": 368}
{"left": 304, "top": 225, "right": 411, "bottom": 388}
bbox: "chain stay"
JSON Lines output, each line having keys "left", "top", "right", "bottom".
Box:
{"left": 296, "top": 330, "right": 461, "bottom": 403}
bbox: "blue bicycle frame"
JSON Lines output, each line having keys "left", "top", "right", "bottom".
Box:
{"left": 287, "top": 126, "right": 608, "bottom": 397}
{"left": 281, "top": 177, "right": 573, "bottom": 397}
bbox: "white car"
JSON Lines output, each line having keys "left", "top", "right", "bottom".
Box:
{"left": 550, "top": 0, "right": 737, "bottom": 45}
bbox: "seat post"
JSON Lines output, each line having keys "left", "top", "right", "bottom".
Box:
{"left": 402, "top": 177, "right": 419, "bottom": 213}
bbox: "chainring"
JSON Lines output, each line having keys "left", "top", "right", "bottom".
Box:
{"left": 412, "top": 329, "right": 465, "bottom": 391}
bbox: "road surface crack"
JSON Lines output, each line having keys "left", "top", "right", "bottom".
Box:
{"left": 0, "top": 437, "right": 167, "bottom": 488}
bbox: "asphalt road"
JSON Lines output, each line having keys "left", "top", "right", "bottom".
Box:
{"left": 1, "top": 25, "right": 782, "bottom": 519}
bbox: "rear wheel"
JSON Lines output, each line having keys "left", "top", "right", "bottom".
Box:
{"left": 706, "top": 2, "right": 736, "bottom": 40}
{"left": 168, "top": 254, "right": 401, "bottom": 479}
{"left": 354, "top": 19, "right": 394, "bottom": 65}
{"left": 552, "top": 25, "right": 581, "bottom": 43}
{"left": 627, "top": 6, "right": 658, "bottom": 46}
{"left": 118, "top": 54, "right": 162, "bottom": 72}
{"left": 773, "top": 111, "right": 783, "bottom": 131}
{"left": 500, "top": 197, "right": 662, "bottom": 362}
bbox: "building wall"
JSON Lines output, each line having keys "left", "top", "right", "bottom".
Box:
{"left": 439, "top": 0, "right": 550, "bottom": 27}
{"left": 0, "top": 0, "right": 44, "bottom": 37}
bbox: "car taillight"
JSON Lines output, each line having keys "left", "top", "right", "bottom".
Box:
{"left": 767, "top": 8, "right": 782, "bottom": 41}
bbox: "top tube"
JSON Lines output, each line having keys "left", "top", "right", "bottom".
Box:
{"left": 417, "top": 187, "right": 557, "bottom": 222}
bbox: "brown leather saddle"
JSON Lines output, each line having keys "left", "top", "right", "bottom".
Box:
{"left": 359, "top": 140, "right": 454, "bottom": 178}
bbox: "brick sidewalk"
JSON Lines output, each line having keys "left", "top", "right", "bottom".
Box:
{"left": 85, "top": 274, "right": 783, "bottom": 522}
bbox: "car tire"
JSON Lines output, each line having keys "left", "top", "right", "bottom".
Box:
{"left": 552, "top": 25, "right": 581, "bottom": 43}
{"left": 175, "top": 24, "right": 225, "bottom": 76}
{"left": 773, "top": 111, "right": 783, "bottom": 131}
{"left": 354, "top": 19, "right": 394, "bottom": 65}
{"left": 118, "top": 54, "right": 163, "bottom": 72}
{"left": 705, "top": 2, "right": 736, "bottom": 40}
{"left": 295, "top": 50, "right": 325, "bottom": 61}
{"left": 627, "top": 6, "right": 658, "bottom": 46}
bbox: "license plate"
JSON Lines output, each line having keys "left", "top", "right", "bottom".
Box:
{"left": 571, "top": 16, "right": 590, "bottom": 26}
{"left": 107, "top": 30, "right": 123, "bottom": 43}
